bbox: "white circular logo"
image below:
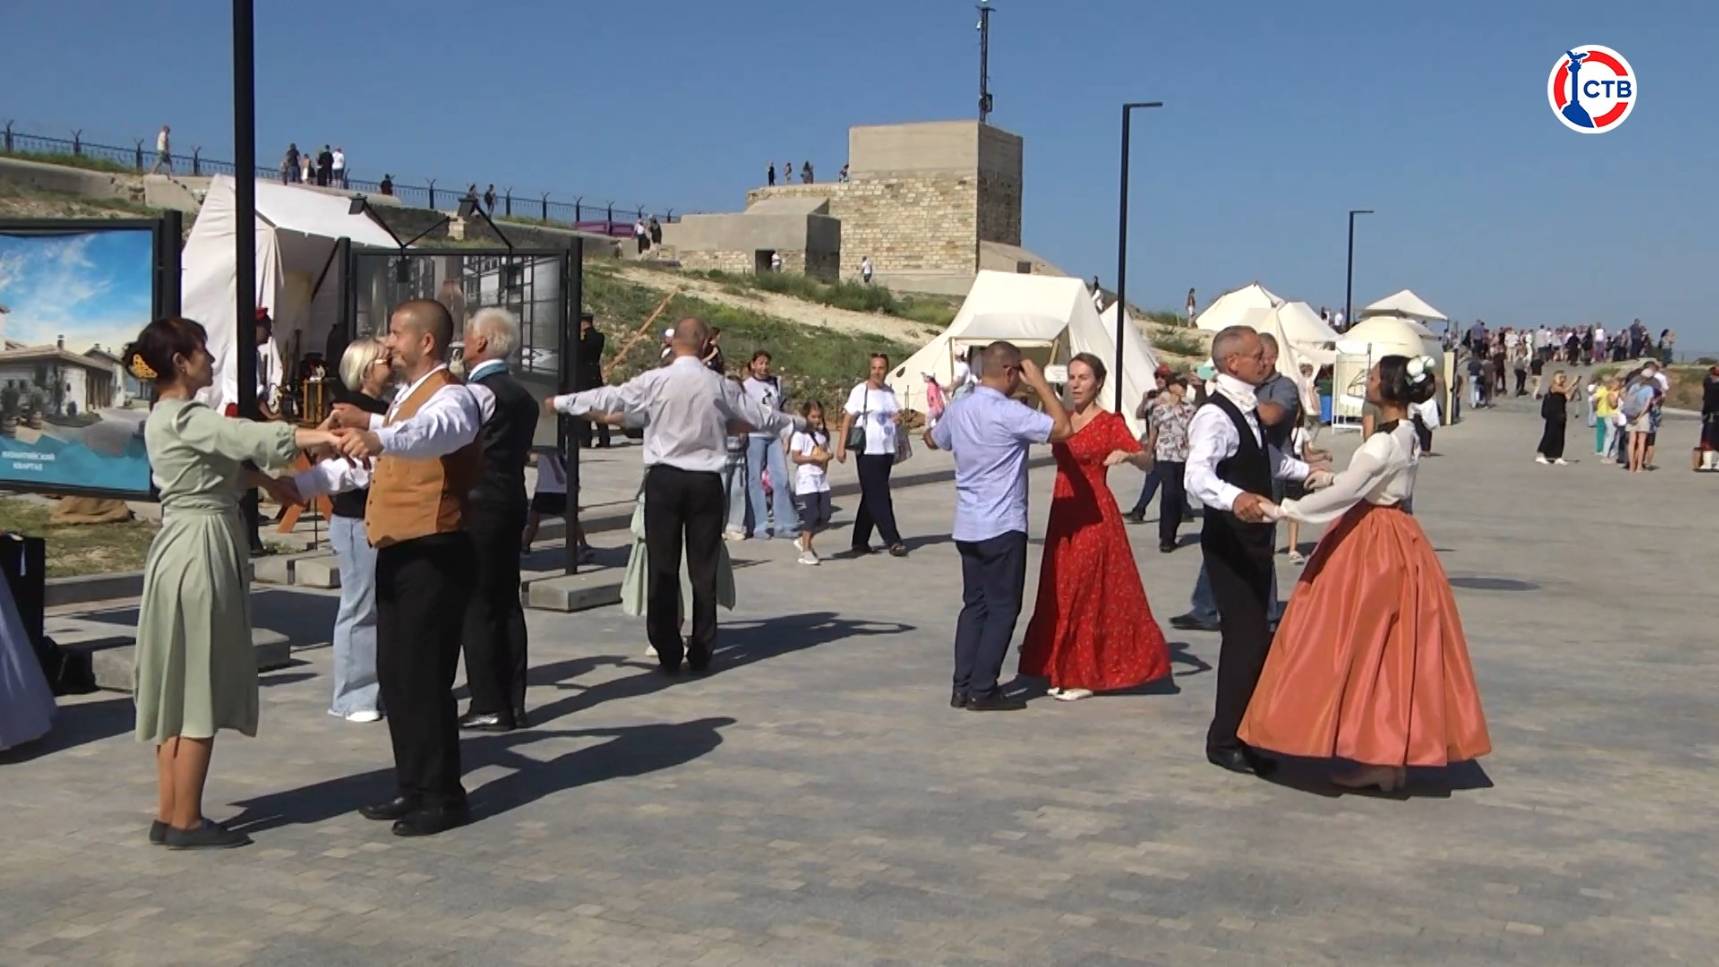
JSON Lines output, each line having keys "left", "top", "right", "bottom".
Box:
{"left": 1548, "top": 45, "right": 1637, "bottom": 134}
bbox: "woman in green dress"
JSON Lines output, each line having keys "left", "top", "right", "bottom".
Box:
{"left": 124, "top": 318, "right": 338, "bottom": 850}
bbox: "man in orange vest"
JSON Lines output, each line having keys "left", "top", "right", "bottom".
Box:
{"left": 295, "top": 299, "right": 485, "bottom": 837}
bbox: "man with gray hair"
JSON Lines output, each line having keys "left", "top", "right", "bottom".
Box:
{"left": 1183, "top": 326, "right": 1325, "bottom": 776}
{"left": 549, "top": 317, "right": 804, "bottom": 674}
{"left": 456, "top": 307, "right": 541, "bottom": 732}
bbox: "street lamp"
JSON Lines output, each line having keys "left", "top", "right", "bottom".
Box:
{"left": 1344, "top": 209, "right": 1374, "bottom": 330}
{"left": 1113, "top": 100, "right": 1163, "bottom": 413}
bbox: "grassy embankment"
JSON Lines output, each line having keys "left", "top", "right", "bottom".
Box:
{"left": 0, "top": 498, "right": 158, "bottom": 578}
{"left": 584, "top": 264, "right": 915, "bottom": 411}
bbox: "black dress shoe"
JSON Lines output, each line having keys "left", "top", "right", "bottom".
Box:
{"left": 392, "top": 804, "right": 470, "bottom": 838}
{"left": 148, "top": 820, "right": 168, "bottom": 845}
{"left": 687, "top": 647, "right": 712, "bottom": 673}
{"left": 888, "top": 543, "right": 909, "bottom": 557}
{"left": 1125, "top": 511, "right": 1145, "bottom": 524}
{"left": 164, "top": 820, "right": 252, "bottom": 850}
{"left": 950, "top": 690, "right": 968, "bottom": 709}
{"left": 1169, "top": 613, "right": 1220, "bottom": 632}
{"left": 965, "top": 691, "right": 1028, "bottom": 712}
{"left": 512, "top": 707, "right": 529, "bottom": 729}
{"left": 658, "top": 660, "right": 683, "bottom": 677}
{"left": 457, "top": 711, "right": 515, "bottom": 732}
{"left": 1206, "top": 747, "right": 1276, "bottom": 777}
{"left": 1158, "top": 543, "right": 1177, "bottom": 553}
{"left": 359, "top": 795, "right": 421, "bottom": 822}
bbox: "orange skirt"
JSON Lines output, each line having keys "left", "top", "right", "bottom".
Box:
{"left": 1239, "top": 503, "right": 1491, "bottom": 767}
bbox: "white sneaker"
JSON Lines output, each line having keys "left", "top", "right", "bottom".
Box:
{"left": 1287, "top": 550, "right": 1307, "bottom": 566}
{"left": 1554, "top": 458, "right": 1569, "bottom": 466}
{"left": 1053, "top": 688, "right": 1095, "bottom": 702}
{"left": 645, "top": 643, "right": 658, "bottom": 658}
{"left": 724, "top": 528, "right": 747, "bottom": 542}
{"left": 1535, "top": 456, "right": 1550, "bottom": 464}
{"left": 1046, "top": 687, "right": 1065, "bottom": 698}
{"left": 344, "top": 710, "right": 382, "bottom": 723}
{"left": 797, "top": 549, "right": 820, "bottom": 566}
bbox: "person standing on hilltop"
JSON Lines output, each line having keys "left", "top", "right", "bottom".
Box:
{"left": 316, "top": 145, "right": 334, "bottom": 187}
{"left": 332, "top": 146, "right": 347, "bottom": 189}
{"left": 767, "top": 162, "right": 776, "bottom": 187}
{"left": 802, "top": 161, "right": 814, "bottom": 184}
{"left": 150, "top": 124, "right": 172, "bottom": 175}
{"left": 1187, "top": 288, "right": 1198, "bottom": 324}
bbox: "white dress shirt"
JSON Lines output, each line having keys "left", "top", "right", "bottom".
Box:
{"left": 551, "top": 355, "right": 797, "bottom": 473}
{"left": 1184, "top": 374, "right": 1310, "bottom": 513}
{"left": 296, "top": 363, "right": 483, "bottom": 498}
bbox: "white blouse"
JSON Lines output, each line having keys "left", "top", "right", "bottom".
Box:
{"left": 1275, "top": 421, "right": 1419, "bottom": 524}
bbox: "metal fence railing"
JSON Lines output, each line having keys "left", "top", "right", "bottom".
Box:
{"left": 0, "top": 121, "right": 680, "bottom": 231}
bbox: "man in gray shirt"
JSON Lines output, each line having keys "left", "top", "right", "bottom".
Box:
{"left": 551, "top": 320, "right": 802, "bottom": 674}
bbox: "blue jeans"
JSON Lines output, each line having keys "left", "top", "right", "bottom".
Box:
{"left": 329, "top": 515, "right": 382, "bottom": 715}
{"left": 722, "top": 447, "right": 747, "bottom": 533}
{"left": 746, "top": 435, "right": 799, "bottom": 537}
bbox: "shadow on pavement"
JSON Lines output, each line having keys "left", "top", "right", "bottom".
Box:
{"left": 0, "top": 694, "right": 134, "bottom": 764}
{"left": 1257, "top": 755, "right": 1495, "bottom": 800}
{"left": 226, "top": 717, "right": 736, "bottom": 834}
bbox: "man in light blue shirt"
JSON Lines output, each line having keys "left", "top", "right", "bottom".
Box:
{"left": 925, "top": 341, "right": 1071, "bottom": 711}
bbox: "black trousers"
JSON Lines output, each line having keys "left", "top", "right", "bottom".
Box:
{"left": 644, "top": 465, "right": 723, "bottom": 666}
{"left": 852, "top": 454, "right": 901, "bottom": 549}
{"left": 461, "top": 503, "right": 529, "bottom": 720}
{"left": 953, "top": 530, "right": 1028, "bottom": 698}
{"left": 1156, "top": 460, "right": 1186, "bottom": 549}
{"left": 575, "top": 417, "right": 611, "bottom": 448}
{"left": 375, "top": 533, "right": 474, "bottom": 807}
{"left": 1514, "top": 370, "right": 1527, "bottom": 395}
{"left": 1202, "top": 526, "right": 1275, "bottom": 755}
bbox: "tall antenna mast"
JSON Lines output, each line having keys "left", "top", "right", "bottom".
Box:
{"left": 977, "top": 1, "right": 994, "bottom": 123}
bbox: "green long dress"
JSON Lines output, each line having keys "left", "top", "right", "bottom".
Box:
{"left": 134, "top": 399, "right": 298, "bottom": 743}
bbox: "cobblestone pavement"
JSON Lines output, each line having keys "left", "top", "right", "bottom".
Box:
{"left": 2, "top": 403, "right": 1714, "bottom": 965}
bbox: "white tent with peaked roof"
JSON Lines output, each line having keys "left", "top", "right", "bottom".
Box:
{"left": 886, "top": 271, "right": 1159, "bottom": 437}
{"left": 181, "top": 175, "right": 399, "bottom": 412}
{"left": 1361, "top": 289, "right": 1448, "bottom": 322}
{"left": 1194, "top": 282, "right": 1283, "bottom": 333}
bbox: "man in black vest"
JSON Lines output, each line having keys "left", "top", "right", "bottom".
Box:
{"left": 574, "top": 312, "right": 609, "bottom": 448}
{"left": 457, "top": 308, "right": 540, "bottom": 732}
{"left": 1183, "top": 326, "right": 1327, "bottom": 775}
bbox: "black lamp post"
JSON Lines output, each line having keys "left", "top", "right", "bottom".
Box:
{"left": 233, "top": 0, "right": 261, "bottom": 552}
{"left": 1113, "top": 100, "right": 1162, "bottom": 412}
{"left": 1344, "top": 209, "right": 1374, "bottom": 330}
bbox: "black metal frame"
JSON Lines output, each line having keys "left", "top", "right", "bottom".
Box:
{"left": 1113, "top": 101, "right": 1162, "bottom": 413}
{"left": 0, "top": 214, "right": 181, "bottom": 500}
{"left": 343, "top": 241, "right": 584, "bottom": 575}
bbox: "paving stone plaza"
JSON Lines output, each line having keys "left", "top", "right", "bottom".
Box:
{"left": 1, "top": 400, "right": 1714, "bottom": 966}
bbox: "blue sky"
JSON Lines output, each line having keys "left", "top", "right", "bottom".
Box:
{"left": 0, "top": 230, "right": 154, "bottom": 354}
{"left": 2, "top": 1, "right": 1713, "bottom": 346}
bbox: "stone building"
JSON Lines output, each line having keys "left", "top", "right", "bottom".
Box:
{"left": 661, "top": 120, "right": 1062, "bottom": 295}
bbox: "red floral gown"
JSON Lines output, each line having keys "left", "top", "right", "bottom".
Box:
{"left": 1019, "top": 411, "right": 1170, "bottom": 691}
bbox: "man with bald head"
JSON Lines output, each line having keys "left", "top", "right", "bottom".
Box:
{"left": 306, "top": 298, "right": 485, "bottom": 836}
{"left": 1184, "top": 325, "right": 1322, "bottom": 776}
{"left": 549, "top": 317, "right": 803, "bottom": 674}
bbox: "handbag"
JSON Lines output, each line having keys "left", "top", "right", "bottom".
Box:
{"left": 845, "top": 385, "right": 868, "bottom": 452}
{"left": 894, "top": 423, "right": 913, "bottom": 464}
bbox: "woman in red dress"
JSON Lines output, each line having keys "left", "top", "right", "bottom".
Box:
{"left": 1020, "top": 354, "right": 1170, "bottom": 700}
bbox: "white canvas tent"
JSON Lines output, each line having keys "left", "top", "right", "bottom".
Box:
{"left": 1269, "top": 300, "right": 1340, "bottom": 366}
{"left": 886, "top": 271, "right": 1160, "bottom": 437}
{"left": 1361, "top": 289, "right": 1448, "bottom": 322}
{"left": 1194, "top": 282, "right": 1283, "bottom": 333}
{"left": 1330, "top": 315, "right": 1448, "bottom": 430}
{"left": 181, "top": 176, "right": 399, "bottom": 411}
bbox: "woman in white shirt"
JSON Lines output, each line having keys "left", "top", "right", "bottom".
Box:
{"left": 1240, "top": 355, "right": 1490, "bottom": 793}
{"left": 836, "top": 353, "right": 907, "bottom": 557}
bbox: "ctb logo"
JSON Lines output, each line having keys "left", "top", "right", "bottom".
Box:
{"left": 1549, "top": 45, "right": 1636, "bottom": 134}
